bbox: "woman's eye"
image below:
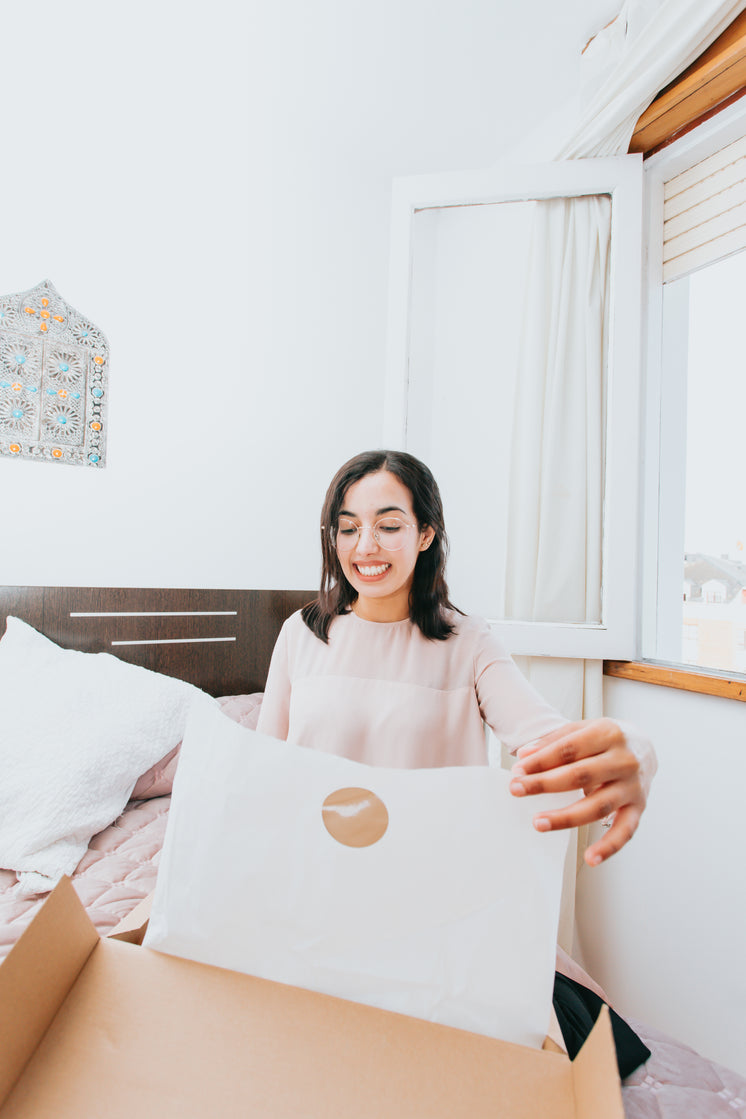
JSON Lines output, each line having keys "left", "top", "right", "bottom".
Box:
{"left": 378, "top": 520, "right": 403, "bottom": 533}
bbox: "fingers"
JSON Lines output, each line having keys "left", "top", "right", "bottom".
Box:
{"left": 515, "top": 719, "right": 623, "bottom": 770}
{"left": 527, "top": 778, "right": 643, "bottom": 835}
{"left": 510, "top": 743, "right": 640, "bottom": 798}
{"left": 584, "top": 804, "right": 642, "bottom": 866}
{"left": 507, "top": 718, "right": 647, "bottom": 863}
{"left": 515, "top": 721, "right": 587, "bottom": 759}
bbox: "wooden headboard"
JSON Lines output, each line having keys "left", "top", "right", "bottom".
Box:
{"left": 0, "top": 587, "right": 315, "bottom": 696}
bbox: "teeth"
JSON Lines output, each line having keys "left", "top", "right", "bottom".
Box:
{"left": 356, "top": 564, "right": 390, "bottom": 576}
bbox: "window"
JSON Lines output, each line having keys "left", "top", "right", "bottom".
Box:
{"left": 384, "top": 157, "right": 643, "bottom": 659}
{"left": 642, "top": 97, "right": 746, "bottom": 678}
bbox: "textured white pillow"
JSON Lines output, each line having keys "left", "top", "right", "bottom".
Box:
{"left": 0, "top": 617, "right": 202, "bottom": 895}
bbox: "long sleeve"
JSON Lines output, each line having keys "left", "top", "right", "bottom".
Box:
{"left": 472, "top": 622, "right": 657, "bottom": 798}
{"left": 472, "top": 624, "right": 569, "bottom": 750}
{"left": 612, "top": 720, "right": 657, "bottom": 800}
{"left": 256, "top": 621, "right": 291, "bottom": 741}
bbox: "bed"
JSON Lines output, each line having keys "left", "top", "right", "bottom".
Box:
{"left": 1, "top": 585, "right": 743, "bottom": 1118}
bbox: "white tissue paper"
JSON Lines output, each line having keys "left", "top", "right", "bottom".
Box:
{"left": 144, "top": 699, "right": 578, "bottom": 1049}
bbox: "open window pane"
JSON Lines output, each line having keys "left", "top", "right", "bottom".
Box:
{"left": 384, "top": 158, "right": 643, "bottom": 658}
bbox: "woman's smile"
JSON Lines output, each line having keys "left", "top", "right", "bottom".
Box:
{"left": 353, "top": 562, "right": 391, "bottom": 579}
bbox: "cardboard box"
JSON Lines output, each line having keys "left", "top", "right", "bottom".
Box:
{"left": 0, "top": 878, "right": 624, "bottom": 1118}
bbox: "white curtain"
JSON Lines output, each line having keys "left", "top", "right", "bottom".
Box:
{"left": 504, "top": 0, "right": 746, "bottom": 953}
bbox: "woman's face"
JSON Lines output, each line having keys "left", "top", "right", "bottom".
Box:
{"left": 335, "top": 470, "right": 434, "bottom": 623}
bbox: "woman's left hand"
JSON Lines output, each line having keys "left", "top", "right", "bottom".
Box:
{"left": 509, "top": 718, "right": 646, "bottom": 867}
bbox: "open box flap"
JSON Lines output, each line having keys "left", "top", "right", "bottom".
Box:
{"left": 0, "top": 878, "right": 98, "bottom": 1108}
{"left": 108, "top": 891, "right": 152, "bottom": 944}
{"left": 571, "top": 1005, "right": 625, "bottom": 1119}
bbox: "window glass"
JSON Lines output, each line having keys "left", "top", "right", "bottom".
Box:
{"left": 664, "top": 250, "right": 746, "bottom": 674}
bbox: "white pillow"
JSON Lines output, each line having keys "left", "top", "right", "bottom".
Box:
{"left": 0, "top": 616, "right": 201, "bottom": 895}
{"left": 145, "top": 700, "right": 577, "bottom": 1049}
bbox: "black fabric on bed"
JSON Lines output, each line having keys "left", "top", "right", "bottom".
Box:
{"left": 553, "top": 972, "right": 651, "bottom": 1079}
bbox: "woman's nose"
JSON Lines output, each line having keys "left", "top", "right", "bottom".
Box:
{"left": 356, "top": 523, "right": 379, "bottom": 551}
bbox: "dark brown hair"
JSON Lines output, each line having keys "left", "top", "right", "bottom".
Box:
{"left": 301, "top": 450, "right": 460, "bottom": 642}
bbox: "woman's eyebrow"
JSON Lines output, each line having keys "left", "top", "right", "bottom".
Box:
{"left": 338, "top": 506, "right": 406, "bottom": 518}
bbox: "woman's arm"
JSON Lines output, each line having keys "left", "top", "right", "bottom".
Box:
{"left": 256, "top": 622, "right": 292, "bottom": 741}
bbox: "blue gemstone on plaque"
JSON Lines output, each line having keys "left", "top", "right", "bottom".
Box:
{"left": 92, "top": 388, "right": 103, "bottom": 398}
{"left": 15, "top": 355, "right": 25, "bottom": 365}
{"left": 88, "top": 454, "right": 99, "bottom": 463}
{"left": 59, "top": 363, "right": 69, "bottom": 373}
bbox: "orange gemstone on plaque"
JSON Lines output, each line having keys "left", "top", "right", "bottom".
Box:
{"left": 9, "top": 444, "right": 20, "bottom": 454}
{"left": 53, "top": 315, "right": 64, "bottom": 323}
{"left": 58, "top": 389, "right": 68, "bottom": 398}
{"left": 90, "top": 421, "right": 102, "bottom": 431}
{"left": 40, "top": 323, "right": 47, "bottom": 332}
{"left": 24, "top": 306, "right": 35, "bottom": 315}
{"left": 40, "top": 310, "right": 50, "bottom": 320}
{"left": 41, "top": 298, "right": 49, "bottom": 307}
{"left": 52, "top": 448, "right": 63, "bottom": 458}
{"left": 94, "top": 356, "right": 104, "bottom": 365}
{"left": 11, "top": 382, "right": 22, "bottom": 392}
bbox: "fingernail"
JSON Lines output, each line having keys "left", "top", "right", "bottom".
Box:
{"left": 512, "top": 765, "right": 526, "bottom": 776}
{"left": 533, "top": 816, "right": 551, "bottom": 832}
{"left": 510, "top": 780, "right": 526, "bottom": 796}
{"left": 586, "top": 852, "right": 603, "bottom": 867}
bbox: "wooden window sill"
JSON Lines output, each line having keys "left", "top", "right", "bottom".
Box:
{"left": 604, "top": 660, "right": 746, "bottom": 701}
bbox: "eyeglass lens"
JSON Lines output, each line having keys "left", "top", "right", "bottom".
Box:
{"left": 335, "top": 517, "right": 413, "bottom": 551}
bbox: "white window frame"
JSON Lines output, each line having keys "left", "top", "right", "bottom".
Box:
{"left": 641, "top": 96, "right": 746, "bottom": 668}
{"left": 383, "top": 157, "right": 643, "bottom": 659}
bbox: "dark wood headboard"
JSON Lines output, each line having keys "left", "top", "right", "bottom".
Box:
{"left": 0, "top": 587, "right": 315, "bottom": 696}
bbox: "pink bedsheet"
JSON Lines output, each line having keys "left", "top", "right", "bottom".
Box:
{"left": 0, "top": 794, "right": 168, "bottom": 963}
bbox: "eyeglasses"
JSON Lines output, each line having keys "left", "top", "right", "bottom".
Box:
{"left": 332, "top": 516, "right": 418, "bottom": 552}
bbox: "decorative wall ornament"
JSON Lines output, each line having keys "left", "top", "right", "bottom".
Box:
{"left": 0, "top": 280, "right": 109, "bottom": 467}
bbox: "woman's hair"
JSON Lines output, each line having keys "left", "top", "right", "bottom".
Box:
{"left": 301, "top": 449, "right": 460, "bottom": 642}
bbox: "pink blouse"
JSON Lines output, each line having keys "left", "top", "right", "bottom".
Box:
{"left": 257, "top": 610, "right": 656, "bottom": 788}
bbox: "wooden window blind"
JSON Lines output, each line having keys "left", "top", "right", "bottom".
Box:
{"left": 663, "top": 131, "right": 746, "bottom": 281}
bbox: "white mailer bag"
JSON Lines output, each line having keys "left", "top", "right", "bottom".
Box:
{"left": 145, "top": 699, "right": 578, "bottom": 1049}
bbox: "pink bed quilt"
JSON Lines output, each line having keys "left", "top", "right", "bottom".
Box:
{"left": 0, "top": 793, "right": 168, "bottom": 961}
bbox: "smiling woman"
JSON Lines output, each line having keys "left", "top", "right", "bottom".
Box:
{"left": 257, "top": 449, "right": 657, "bottom": 871}
{"left": 255, "top": 447, "right": 656, "bottom": 1075}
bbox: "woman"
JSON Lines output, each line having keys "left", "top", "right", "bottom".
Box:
{"left": 258, "top": 449, "right": 655, "bottom": 868}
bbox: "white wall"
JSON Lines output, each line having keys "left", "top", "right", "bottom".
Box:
{"left": 575, "top": 675, "right": 746, "bottom": 1077}
{"left": 0, "top": 0, "right": 615, "bottom": 590}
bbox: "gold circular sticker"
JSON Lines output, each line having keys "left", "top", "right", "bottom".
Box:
{"left": 321, "top": 787, "right": 389, "bottom": 848}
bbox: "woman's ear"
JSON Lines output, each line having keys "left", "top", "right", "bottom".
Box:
{"left": 419, "top": 525, "right": 435, "bottom": 551}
